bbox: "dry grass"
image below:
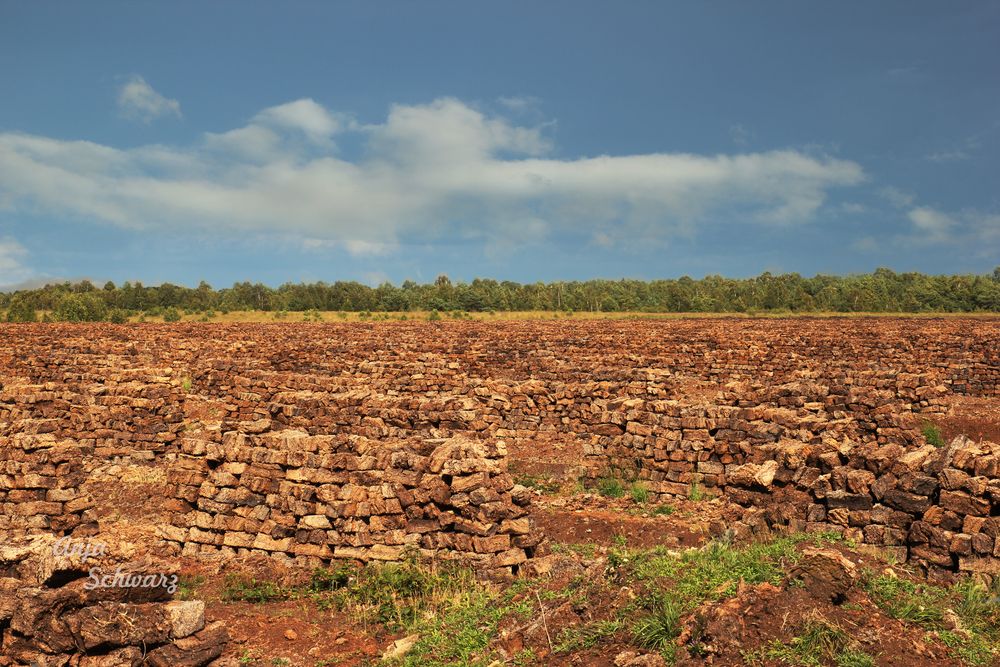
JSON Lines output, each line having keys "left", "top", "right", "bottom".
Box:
{"left": 47, "top": 309, "right": 1000, "bottom": 324}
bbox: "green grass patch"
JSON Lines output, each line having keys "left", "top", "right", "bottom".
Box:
{"left": 747, "top": 616, "right": 875, "bottom": 666}
{"left": 921, "top": 421, "right": 944, "bottom": 447}
{"left": 176, "top": 574, "right": 205, "bottom": 601}
{"left": 597, "top": 476, "right": 626, "bottom": 498}
{"left": 514, "top": 473, "right": 561, "bottom": 494}
{"left": 630, "top": 481, "right": 650, "bottom": 504}
{"left": 651, "top": 503, "right": 676, "bottom": 516}
{"left": 303, "top": 557, "right": 521, "bottom": 666}
{"left": 221, "top": 574, "right": 290, "bottom": 603}
{"left": 861, "top": 569, "right": 1000, "bottom": 665}
{"left": 605, "top": 533, "right": 846, "bottom": 657}
{"left": 632, "top": 596, "right": 684, "bottom": 650}
{"left": 553, "top": 619, "right": 624, "bottom": 653}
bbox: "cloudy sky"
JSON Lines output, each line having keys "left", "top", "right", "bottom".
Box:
{"left": 1, "top": 2, "right": 998, "bottom": 288}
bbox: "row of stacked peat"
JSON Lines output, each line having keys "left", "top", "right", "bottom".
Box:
{"left": 723, "top": 435, "right": 1000, "bottom": 577}
{"left": 158, "top": 432, "right": 540, "bottom": 576}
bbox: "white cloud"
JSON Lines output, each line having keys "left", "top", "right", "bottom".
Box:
{"left": 0, "top": 97, "right": 864, "bottom": 252}
{"left": 302, "top": 238, "right": 396, "bottom": 257}
{"left": 0, "top": 237, "right": 30, "bottom": 286}
{"left": 908, "top": 207, "right": 956, "bottom": 236}
{"left": 117, "top": 75, "right": 181, "bottom": 123}
{"left": 880, "top": 186, "right": 915, "bottom": 209}
{"left": 904, "top": 205, "right": 1000, "bottom": 251}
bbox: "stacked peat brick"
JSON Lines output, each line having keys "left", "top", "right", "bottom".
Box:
{"left": 1, "top": 319, "right": 998, "bottom": 576}
{"left": 0, "top": 535, "right": 226, "bottom": 667}
{"left": 722, "top": 435, "right": 1000, "bottom": 577}
{"left": 158, "top": 433, "right": 539, "bottom": 576}
{"left": 0, "top": 432, "right": 94, "bottom": 537}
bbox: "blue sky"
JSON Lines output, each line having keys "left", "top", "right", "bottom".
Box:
{"left": 1, "top": 1, "right": 998, "bottom": 288}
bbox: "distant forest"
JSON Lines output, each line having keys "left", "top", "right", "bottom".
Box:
{"left": 3, "top": 268, "right": 1000, "bottom": 322}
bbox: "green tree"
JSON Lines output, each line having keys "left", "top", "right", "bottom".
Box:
{"left": 54, "top": 293, "right": 107, "bottom": 321}
{"left": 5, "top": 295, "right": 37, "bottom": 322}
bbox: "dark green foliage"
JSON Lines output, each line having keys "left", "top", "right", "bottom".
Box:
{"left": 162, "top": 307, "right": 181, "bottom": 322}
{"left": 54, "top": 292, "right": 107, "bottom": 322}
{"left": 2, "top": 268, "right": 1000, "bottom": 315}
{"left": 107, "top": 308, "right": 129, "bottom": 323}
{"left": 5, "top": 295, "right": 36, "bottom": 322}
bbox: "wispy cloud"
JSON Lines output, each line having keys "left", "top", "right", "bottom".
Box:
{"left": 904, "top": 205, "right": 1000, "bottom": 252}
{"left": 880, "top": 186, "right": 916, "bottom": 209}
{"left": 497, "top": 95, "right": 541, "bottom": 113}
{"left": 924, "top": 149, "right": 971, "bottom": 163}
{"left": 729, "top": 123, "right": 752, "bottom": 146}
{"left": 0, "top": 237, "right": 30, "bottom": 287}
{"left": 117, "top": 75, "right": 181, "bottom": 123}
{"left": 0, "top": 97, "right": 864, "bottom": 254}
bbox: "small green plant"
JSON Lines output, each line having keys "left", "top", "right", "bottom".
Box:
{"left": 651, "top": 503, "right": 676, "bottom": 516}
{"left": 689, "top": 480, "right": 706, "bottom": 501}
{"left": 514, "top": 474, "right": 560, "bottom": 494}
{"left": 512, "top": 648, "right": 537, "bottom": 666}
{"left": 752, "top": 615, "right": 872, "bottom": 666}
{"left": 221, "top": 574, "right": 289, "bottom": 603}
{"left": 162, "top": 307, "right": 181, "bottom": 322}
{"left": 428, "top": 309, "right": 441, "bottom": 321}
{"left": 176, "top": 574, "right": 205, "bottom": 600}
{"left": 107, "top": 308, "right": 129, "bottom": 323}
{"left": 861, "top": 569, "right": 999, "bottom": 665}
{"left": 554, "top": 619, "right": 623, "bottom": 653}
{"left": 632, "top": 597, "right": 684, "bottom": 649}
{"left": 597, "top": 477, "right": 626, "bottom": 498}
{"left": 630, "top": 481, "right": 649, "bottom": 504}
{"left": 921, "top": 421, "right": 944, "bottom": 447}
{"left": 309, "top": 564, "right": 353, "bottom": 592}
{"left": 181, "top": 376, "right": 192, "bottom": 392}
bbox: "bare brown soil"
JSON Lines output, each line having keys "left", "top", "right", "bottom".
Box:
{"left": 2, "top": 319, "right": 998, "bottom": 666}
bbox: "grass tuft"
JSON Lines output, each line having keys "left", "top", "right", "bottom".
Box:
{"left": 597, "top": 477, "right": 626, "bottom": 498}
{"left": 630, "top": 481, "right": 650, "bottom": 504}
{"left": 221, "top": 574, "right": 289, "bottom": 603}
{"left": 861, "top": 568, "right": 1000, "bottom": 665}
{"left": 921, "top": 421, "right": 944, "bottom": 447}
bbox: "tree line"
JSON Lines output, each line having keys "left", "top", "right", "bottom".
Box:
{"left": 3, "top": 268, "right": 1000, "bottom": 322}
